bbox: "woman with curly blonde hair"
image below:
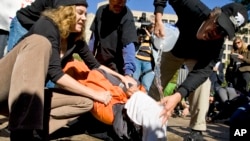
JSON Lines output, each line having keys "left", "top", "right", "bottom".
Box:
{"left": 232, "top": 36, "right": 248, "bottom": 54}
{"left": 0, "top": 0, "right": 134, "bottom": 140}
{"left": 43, "top": 5, "right": 86, "bottom": 40}
{"left": 230, "top": 36, "right": 250, "bottom": 94}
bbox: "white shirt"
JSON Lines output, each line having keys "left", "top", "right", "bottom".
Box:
{"left": 0, "top": 0, "right": 34, "bottom": 31}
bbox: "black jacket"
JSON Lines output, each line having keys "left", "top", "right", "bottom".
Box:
{"left": 154, "top": 0, "right": 226, "bottom": 97}
{"left": 16, "top": 0, "right": 54, "bottom": 30}
{"left": 23, "top": 16, "right": 100, "bottom": 83}
{"left": 90, "top": 4, "right": 138, "bottom": 74}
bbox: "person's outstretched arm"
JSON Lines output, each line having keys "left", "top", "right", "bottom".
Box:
{"left": 153, "top": 0, "right": 167, "bottom": 37}
{"left": 56, "top": 73, "right": 112, "bottom": 105}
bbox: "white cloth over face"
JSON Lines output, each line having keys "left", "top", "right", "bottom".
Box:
{"left": 125, "top": 91, "right": 167, "bottom": 141}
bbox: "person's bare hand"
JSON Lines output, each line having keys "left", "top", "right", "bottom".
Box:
{"left": 238, "top": 54, "right": 244, "bottom": 59}
{"left": 159, "top": 92, "right": 182, "bottom": 124}
{"left": 213, "top": 66, "right": 218, "bottom": 71}
{"left": 126, "top": 84, "right": 139, "bottom": 97}
{"left": 154, "top": 14, "right": 165, "bottom": 38}
{"left": 123, "top": 75, "right": 137, "bottom": 88}
{"left": 209, "top": 96, "right": 214, "bottom": 104}
{"left": 95, "top": 91, "right": 112, "bottom": 105}
{"left": 182, "top": 107, "right": 189, "bottom": 117}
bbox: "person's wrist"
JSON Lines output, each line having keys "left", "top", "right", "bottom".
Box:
{"left": 126, "top": 74, "right": 133, "bottom": 77}
{"left": 174, "top": 92, "right": 182, "bottom": 102}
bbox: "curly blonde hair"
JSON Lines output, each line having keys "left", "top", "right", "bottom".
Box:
{"left": 42, "top": 5, "right": 86, "bottom": 40}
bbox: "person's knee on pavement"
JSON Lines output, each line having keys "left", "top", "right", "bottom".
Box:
{"left": 49, "top": 97, "right": 93, "bottom": 134}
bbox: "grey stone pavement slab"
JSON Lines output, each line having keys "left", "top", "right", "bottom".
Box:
{"left": 0, "top": 115, "right": 229, "bottom": 141}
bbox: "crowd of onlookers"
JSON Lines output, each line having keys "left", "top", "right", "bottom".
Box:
{"left": 206, "top": 37, "right": 250, "bottom": 123}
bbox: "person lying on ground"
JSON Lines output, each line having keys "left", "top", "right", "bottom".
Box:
{"left": 58, "top": 59, "right": 167, "bottom": 141}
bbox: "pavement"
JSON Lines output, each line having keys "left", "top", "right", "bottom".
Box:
{"left": 0, "top": 114, "right": 229, "bottom": 141}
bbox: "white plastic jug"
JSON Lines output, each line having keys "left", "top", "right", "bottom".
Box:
{"left": 153, "top": 23, "right": 179, "bottom": 52}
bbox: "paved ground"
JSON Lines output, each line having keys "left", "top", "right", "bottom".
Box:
{"left": 0, "top": 114, "right": 229, "bottom": 141}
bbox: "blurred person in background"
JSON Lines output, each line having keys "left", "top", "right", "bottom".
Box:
{"left": 89, "top": 0, "right": 138, "bottom": 84}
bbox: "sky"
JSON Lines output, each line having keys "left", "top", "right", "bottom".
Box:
{"left": 87, "top": 0, "right": 234, "bottom": 14}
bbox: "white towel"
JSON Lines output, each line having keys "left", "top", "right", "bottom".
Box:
{"left": 125, "top": 91, "right": 167, "bottom": 141}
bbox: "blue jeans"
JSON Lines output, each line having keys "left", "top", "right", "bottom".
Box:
{"left": 46, "top": 80, "right": 55, "bottom": 88}
{"left": 7, "top": 16, "right": 28, "bottom": 52}
{"left": 133, "top": 58, "right": 155, "bottom": 93}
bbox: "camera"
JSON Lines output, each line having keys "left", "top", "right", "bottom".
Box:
{"left": 136, "top": 12, "right": 155, "bottom": 46}
{"left": 137, "top": 22, "right": 151, "bottom": 36}
{"left": 137, "top": 12, "right": 151, "bottom": 36}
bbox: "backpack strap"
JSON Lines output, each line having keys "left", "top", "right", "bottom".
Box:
{"left": 139, "top": 69, "right": 153, "bottom": 82}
